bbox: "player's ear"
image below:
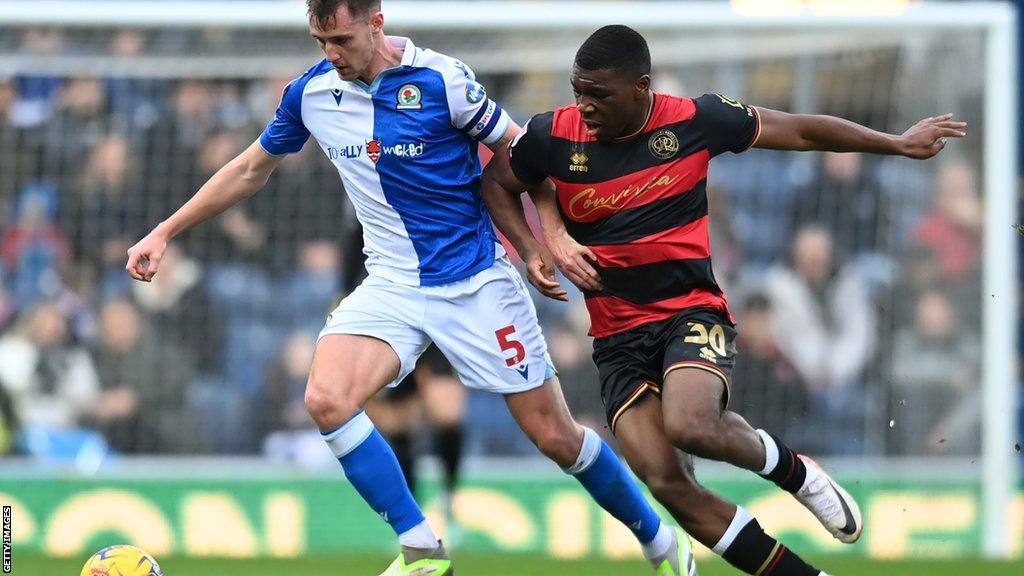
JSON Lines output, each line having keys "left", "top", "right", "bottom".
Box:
{"left": 370, "top": 11, "right": 384, "bottom": 33}
{"left": 634, "top": 75, "right": 650, "bottom": 98}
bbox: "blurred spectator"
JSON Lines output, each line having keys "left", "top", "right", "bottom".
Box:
{"left": 65, "top": 133, "right": 144, "bottom": 282}
{"left": 1, "top": 183, "right": 70, "bottom": 306}
{"left": 909, "top": 160, "right": 982, "bottom": 327}
{"left": 146, "top": 80, "right": 221, "bottom": 218}
{"left": 0, "top": 77, "right": 47, "bottom": 198}
{"left": 262, "top": 331, "right": 334, "bottom": 468}
{"left": 730, "top": 293, "right": 809, "bottom": 441}
{"left": 911, "top": 161, "right": 981, "bottom": 281}
{"left": 547, "top": 326, "right": 604, "bottom": 434}
{"left": 709, "top": 149, "right": 799, "bottom": 266}
{"left": 890, "top": 290, "right": 979, "bottom": 455}
{"left": 793, "top": 152, "right": 890, "bottom": 258}
{"left": 10, "top": 29, "right": 63, "bottom": 129}
{"left": 186, "top": 130, "right": 270, "bottom": 265}
{"left": 0, "top": 265, "right": 14, "bottom": 331}
{"left": 707, "top": 186, "right": 743, "bottom": 294}
{"left": 89, "top": 299, "right": 196, "bottom": 453}
{"left": 105, "top": 31, "right": 160, "bottom": 130}
{"left": 0, "top": 302, "right": 99, "bottom": 431}
{"left": 44, "top": 77, "right": 110, "bottom": 179}
{"left": 265, "top": 331, "right": 315, "bottom": 433}
{"left": 765, "top": 225, "right": 875, "bottom": 453}
{"left": 278, "top": 240, "right": 341, "bottom": 334}
{"left": 258, "top": 144, "right": 347, "bottom": 273}
{"left": 126, "top": 244, "right": 223, "bottom": 377}
{"left": 0, "top": 377, "right": 18, "bottom": 455}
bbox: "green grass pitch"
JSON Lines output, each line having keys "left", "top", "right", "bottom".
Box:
{"left": 17, "top": 553, "right": 1024, "bottom": 576}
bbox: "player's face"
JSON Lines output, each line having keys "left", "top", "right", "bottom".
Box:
{"left": 570, "top": 65, "right": 650, "bottom": 142}
{"left": 310, "top": 6, "right": 382, "bottom": 82}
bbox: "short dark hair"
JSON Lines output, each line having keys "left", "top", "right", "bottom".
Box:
{"left": 574, "top": 25, "right": 651, "bottom": 79}
{"left": 306, "top": 0, "right": 380, "bottom": 29}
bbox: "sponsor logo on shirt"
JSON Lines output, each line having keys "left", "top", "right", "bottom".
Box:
{"left": 567, "top": 174, "right": 680, "bottom": 219}
{"left": 363, "top": 139, "right": 426, "bottom": 164}
{"left": 465, "top": 81, "right": 486, "bottom": 104}
{"left": 396, "top": 84, "right": 422, "bottom": 110}
{"left": 569, "top": 151, "right": 589, "bottom": 173}
{"left": 366, "top": 139, "right": 382, "bottom": 163}
{"left": 327, "top": 144, "right": 362, "bottom": 160}
{"left": 472, "top": 100, "right": 496, "bottom": 134}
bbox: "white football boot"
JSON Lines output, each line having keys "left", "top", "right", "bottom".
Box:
{"left": 794, "top": 455, "right": 862, "bottom": 543}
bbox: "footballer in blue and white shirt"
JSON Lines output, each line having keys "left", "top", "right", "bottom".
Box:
{"left": 260, "top": 36, "right": 555, "bottom": 392}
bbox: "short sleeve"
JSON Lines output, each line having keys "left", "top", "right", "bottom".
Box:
{"left": 508, "top": 112, "right": 553, "bottom": 186}
{"left": 259, "top": 77, "right": 311, "bottom": 156}
{"left": 443, "top": 58, "right": 510, "bottom": 145}
{"left": 692, "top": 93, "right": 761, "bottom": 157}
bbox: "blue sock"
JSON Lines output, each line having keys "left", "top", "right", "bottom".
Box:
{"left": 566, "top": 427, "right": 662, "bottom": 543}
{"left": 322, "top": 411, "right": 426, "bottom": 535}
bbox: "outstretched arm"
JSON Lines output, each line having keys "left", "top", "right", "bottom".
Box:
{"left": 753, "top": 108, "right": 966, "bottom": 159}
{"left": 125, "top": 139, "right": 283, "bottom": 281}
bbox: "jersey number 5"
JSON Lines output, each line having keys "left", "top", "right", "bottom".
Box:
{"left": 495, "top": 325, "right": 526, "bottom": 367}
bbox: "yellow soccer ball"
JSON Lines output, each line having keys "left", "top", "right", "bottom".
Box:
{"left": 79, "top": 545, "right": 163, "bottom": 576}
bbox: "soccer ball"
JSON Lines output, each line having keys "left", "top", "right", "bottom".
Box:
{"left": 79, "top": 545, "right": 163, "bottom": 576}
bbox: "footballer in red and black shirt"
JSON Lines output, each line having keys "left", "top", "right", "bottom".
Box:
{"left": 482, "top": 24, "right": 965, "bottom": 576}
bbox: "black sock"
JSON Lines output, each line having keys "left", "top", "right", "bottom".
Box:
{"left": 721, "top": 515, "right": 820, "bottom": 576}
{"left": 436, "top": 424, "right": 463, "bottom": 493}
{"left": 759, "top": 430, "right": 807, "bottom": 493}
{"left": 390, "top": 432, "right": 418, "bottom": 498}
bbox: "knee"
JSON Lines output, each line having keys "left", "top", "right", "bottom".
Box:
{"left": 664, "top": 415, "right": 722, "bottom": 457}
{"left": 534, "top": 425, "right": 585, "bottom": 469}
{"left": 304, "top": 378, "right": 361, "bottom": 429}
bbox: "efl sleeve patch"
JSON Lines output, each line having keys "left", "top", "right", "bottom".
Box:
{"left": 692, "top": 93, "right": 759, "bottom": 156}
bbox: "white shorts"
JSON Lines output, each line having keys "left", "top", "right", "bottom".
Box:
{"left": 319, "top": 256, "right": 555, "bottom": 394}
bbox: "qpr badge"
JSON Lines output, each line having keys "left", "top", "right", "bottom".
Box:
{"left": 396, "top": 84, "right": 422, "bottom": 110}
{"left": 648, "top": 129, "right": 679, "bottom": 160}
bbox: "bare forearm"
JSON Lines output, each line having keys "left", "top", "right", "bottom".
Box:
{"left": 526, "top": 182, "right": 567, "bottom": 243}
{"left": 158, "top": 145, "right": 274, "bottom": 239}
{"left": 482, "top": 177, "right": 540, "bottom": 256}
{"left": 754, "top": 107, "right": 965, "bottom": 159}
{"left": 764, "top": 112, "right": 900, "bottom": 154}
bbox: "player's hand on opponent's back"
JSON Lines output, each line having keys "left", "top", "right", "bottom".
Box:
{"left": 543, "top": 229, "right": 603, "bottom": 296}
{"left": 125, "top": 229, "right": 169, "bottom": 282}
{"left": 523, "top": 242, "right": 569, "bottom": 301}
{"left": 898, "top": 113, "right": 967, "bottom": 159}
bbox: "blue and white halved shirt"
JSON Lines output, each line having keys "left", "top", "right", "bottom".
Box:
{"left": 260, "top": 36, "right": 510, "bottom": 286}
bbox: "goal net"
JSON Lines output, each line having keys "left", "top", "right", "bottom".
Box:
{"left": 0, "top": 0, "right": 1016, "bottom": 556}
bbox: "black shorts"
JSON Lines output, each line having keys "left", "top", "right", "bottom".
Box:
{"left": 592, "top": 308, "right": 737, "bottom": 432}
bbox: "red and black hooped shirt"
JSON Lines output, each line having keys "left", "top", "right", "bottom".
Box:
{"left": 509, "top": 93, "right": 760, "bottom": 338}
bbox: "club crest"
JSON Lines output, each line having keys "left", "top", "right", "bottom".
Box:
{"left": 648, "top": 129, "right": 679, "bottom": 160}
{"left": 396, "top": 84, "right": 422, "bottom": 110}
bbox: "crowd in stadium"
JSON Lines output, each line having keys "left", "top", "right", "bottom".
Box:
{"left": 0, "top": 27, "right": 992, "bottom": 461}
